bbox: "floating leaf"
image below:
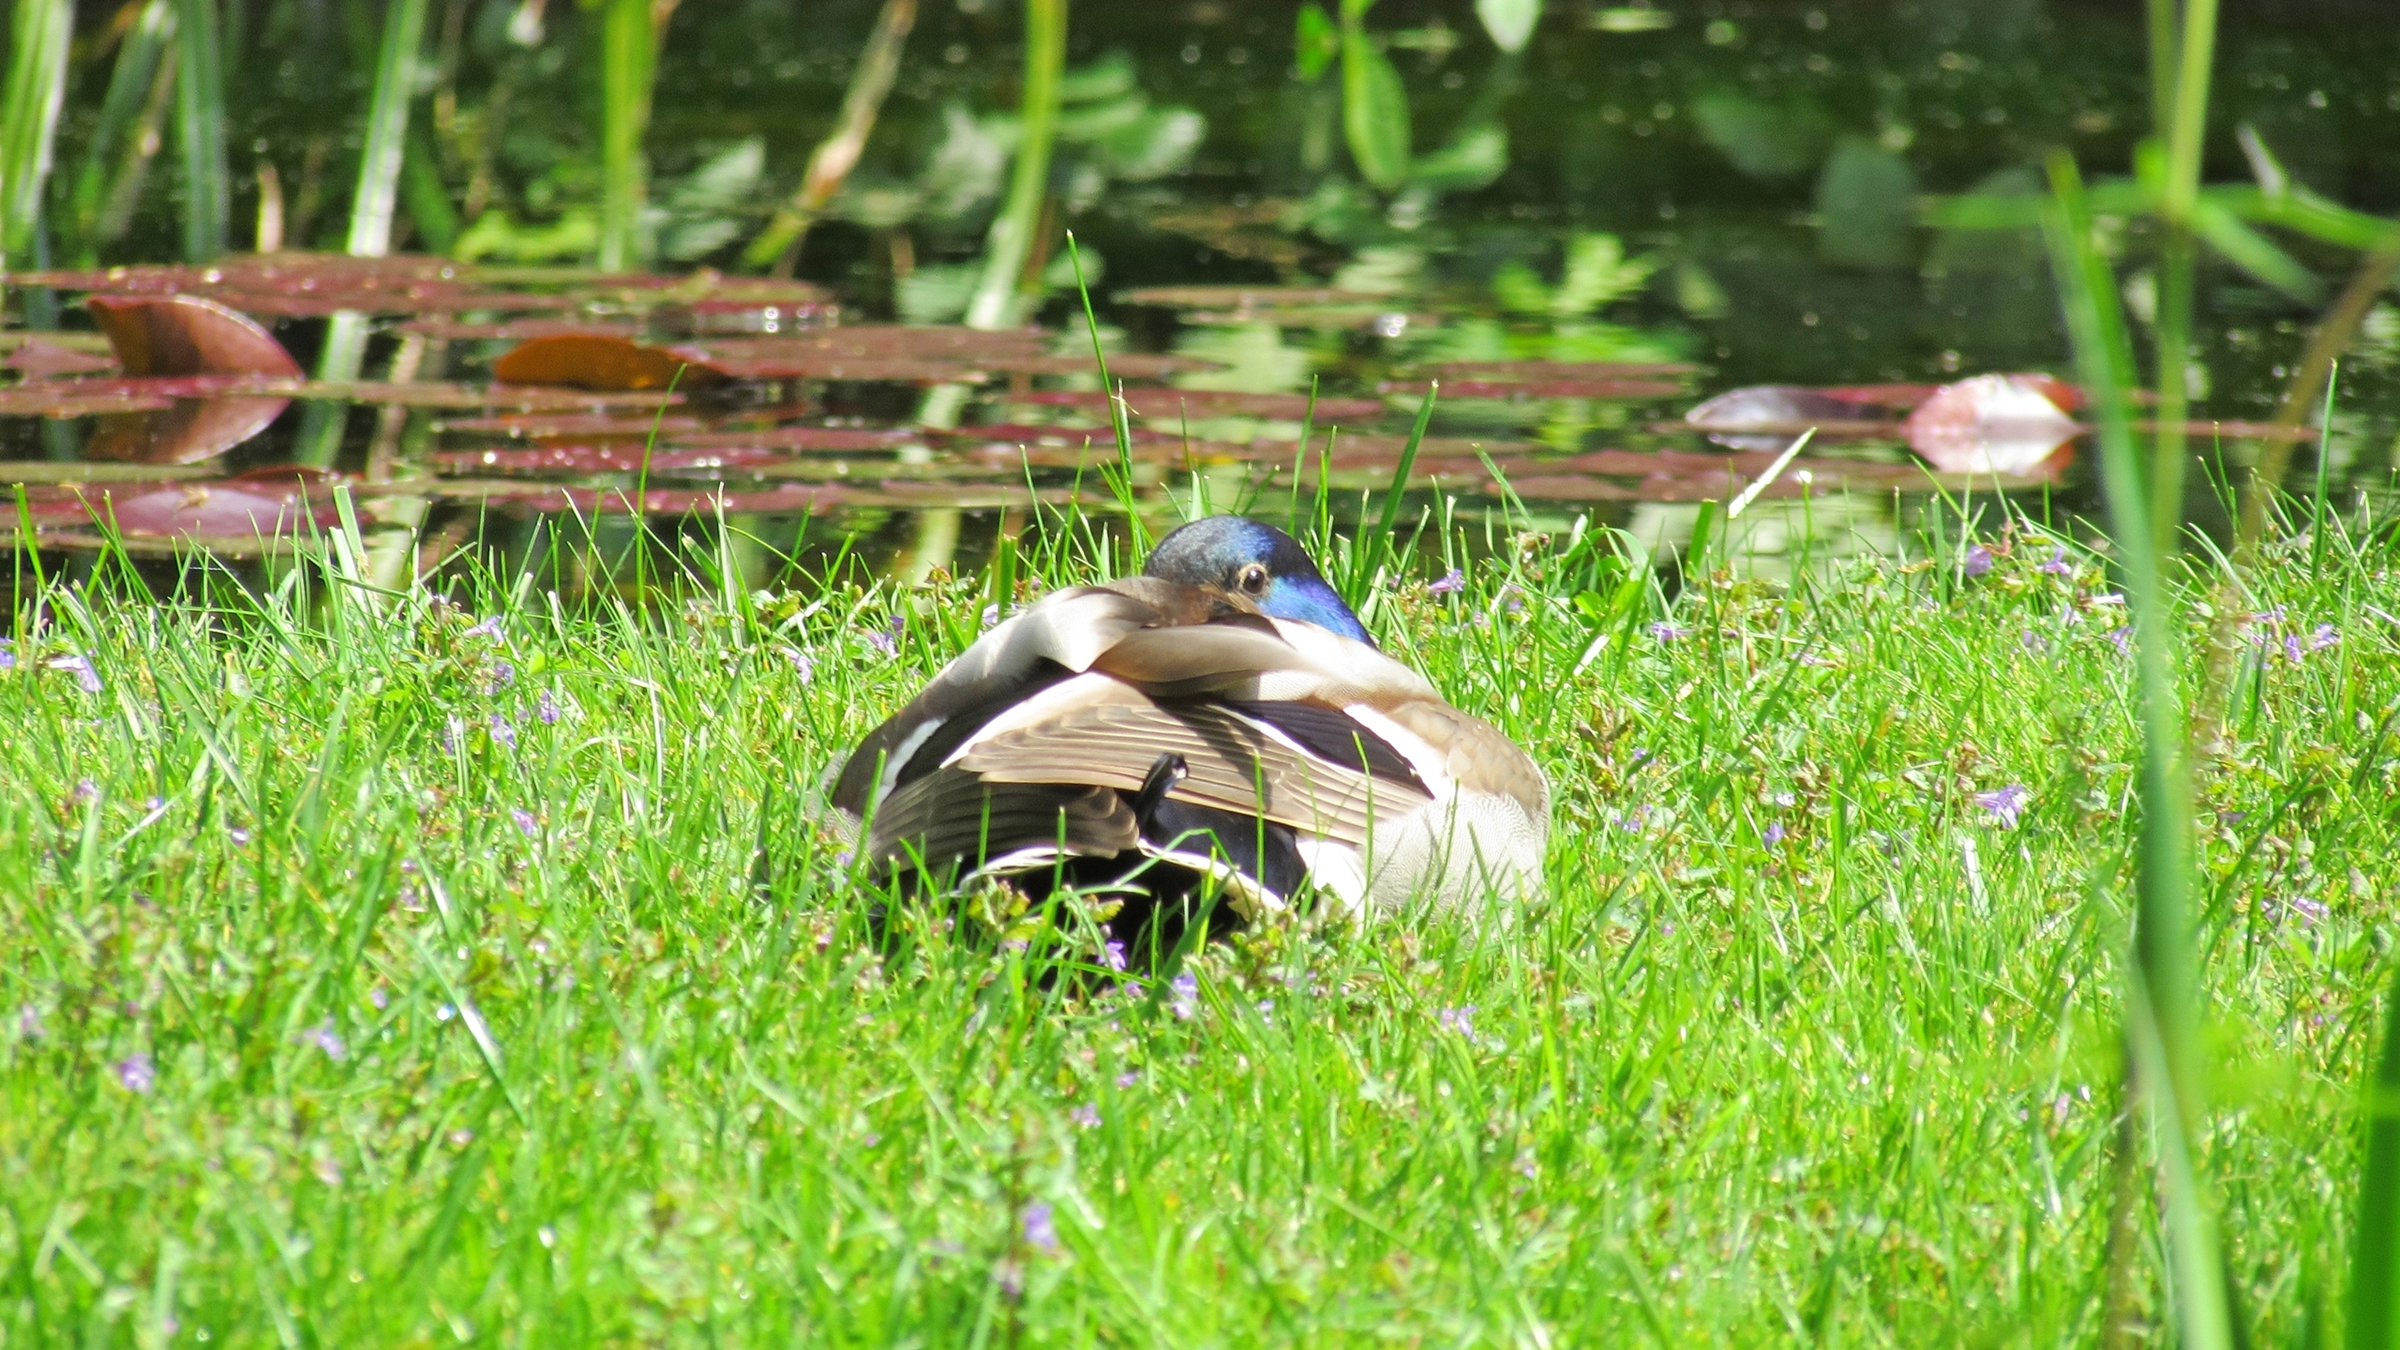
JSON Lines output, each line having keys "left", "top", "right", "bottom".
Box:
{"left": 434, "top": 444, "right": 790, "bottom": 475}
{"left": 86, "top": 294, "right": 303, "bottom": 377}
{"left": 85, "top": 396, "right": 291, "bottom": 464}
{"left": 1008, "top": 388, "right": 1387, "bottom": 421}
{"left": 1381, "top": 377, "right": 1684, "bottom": 400}
{"left": 436, "top": 412, "right": 698, "bottom": 439}
{"left": 89, "top": 470, "right": 343, "bottom": 538}
{"left": 1684, "top": 385, "right": 1893, "bottom": 450}
{"left": 2, "top": 338, "right": 116, "bottom": 378}
{"left": 492, "top": 335, "right": 735, "bottom": 392}
{"left": 1902, "top": 374, "right": 2080, "bottom": 475}
{"left": 669, "top": 426, "right": 921, "bottom": 452}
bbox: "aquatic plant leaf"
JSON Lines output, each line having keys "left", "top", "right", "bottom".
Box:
{"left": 1295, "top": 3, "right": 1339, "bottom": 81}
{"left": 2, "top": 338, "right": 116, "bottom": 377}
{"left": 433, "top": 444, "right": 790, "bottom": 474}
{"left": 392, "top": 319, "right": 646, "bottom": 341}
{"left": 91, "top": 474, "right": 342, "bottom": 537}
{"left": 1118, "top": 285, "right": 1391, "bottom": 309}
{"left": 1382, "top": 377, "right": 1684, "bottom": 400}
{"left": 974, "top": 354, "right": 1222, "bottom": 379}
{"left": 1684, "top": 384, "right": 1893, "bottom": 450}
{"left": 649, "top": 297, "right": 839, "bottom": 336}
{"left": 670, "top": 426, "right": 920, "bottom": 451}
{"left": 1692, "top": 89, "right": 1832, "bottom": 179}
{"left": 84, "top": 396, "right": 291, "bottom": 464}
{"left": 1428, "top": 359, "right": 1696, "bottom": 379}
{"left": 491, "top": 335, "right": 734, "bottom": 391}
{"left": 1815, "top": 137, "right": 1919, "bottom": 268}
{"left": 695, "top": 355, "right": 989, "bottom": 383}
{"left": 1902, "top": 373, "right": 2080, "bottom": 474}
{"left": 1340, "top": 31, "right": 1410, "bottom": 190}
{"left": 1475, "top": 0, "right": 1540, "bottom": 52}
{"left": 1009, "top": 389, "right": 1385, "bottom": 420}
{"left": 86, "top": 294, "right": 303, "bottom": 377}
{"left": 436, "top": 412, "right": 699, "bottom": 439}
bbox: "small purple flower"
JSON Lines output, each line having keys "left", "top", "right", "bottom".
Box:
{"left": 1427, "top": 567, "right": 1466, "bottom": 595}
{"left": 1115, "top": 1069, "right": 1140, "bottom": 1089}
{"left": 16, "top": 1004, "right": 43, "bottom": 1040}
{"left": 1973, "top": 783, "right": 2029, "bottom": 829}
{"left": 2310, "top": 623, "right": 2339, "bottom": 652}
{"left": 301, "top": 1021, "right": 347, "bottom": 1061}
{"left": 72, "top": 779, "right": 99, "bottom": 805}
{"left": 489, "top": 712, "right": 516, "bottom": 750}
{"left": 2020, "top": 629, "right": 2049, "bottom": 653}
{"left": 2285, "top": 633, "right": 2305, "bottom": 664}
{"left": 441, "top": 715, "right": 465, "bottom": 753}
{"left": 1121, "top": 981, "right": 1143, "bottom": 1000}
{"left": 782, "top": 648, "right": 814, "bottom": 684}
{"left": 1437, "top": 1006, "right": 1477, "bottom": 1036}
{"left": 1069, "top": 1103, "right": 1101, "bottom": 1129}
{"left": 463, "top": 615, "right": 503, "bottom": 641}
{"left": 1021, "top": 1202, "right": 1059, "bottom": 1254}
{"left": 1961, "top": 544, "right": 1994, "bottom": 578}
{"left": 1762, "top": 821, "right": 1787, "bottom": 847}
{"left": 114, "top": 1053, "right": 156, "bottom": 1094}
{"left": 864, "top": 625, "right": 898, "bottom": 658}
{"left": 512, "top": 808, "right": 539, "bottom": 839}
{"left": 981, "top": 604, "right": 1001, "bottom": 629}
{"left": 1100, "top": 941, "right": 1126, "bottom": 972}
{"left": 1170, "top": 972, "right": 1199, "bottom": 1021}
{"left": 1648, "top": 621, "right": 1691, "bottom": 643}
{"left": 2107, "top": 626, "right": 2133, "bottom": 656}
{"left": 1615, "top": 805, "right": 1653, "bottom": 833}
{"left": 369, "top": 986, "right": 389, "bottom": 1010}
{"left": 0, "top": 638, "right": 13, "bottom": 670}
{"left": 228, "top": 825, "right": 252, "bottom": 846}
{"left": 2282, "top": 896, "right": 2330, "bottom": 925}
{"left": 49, "top": 654, "right": 101, "bottom": 693}
{"left": 487, "top": 661, "right": 516, "bottom": 693}
{"left": 2035, "top": 546, "right": 2074, "bottom": 575}
{"left": 537, "top": 689, "right": 562, "bottom": 725}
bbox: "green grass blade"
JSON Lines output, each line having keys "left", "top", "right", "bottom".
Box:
{"left": 1347, "top": 382, "right": 1435, "bottom": 604}
{"left": 2312, "top": 364, "right": 2338, "bottom": 577}
{"left": 2350, "top": 960, "right": 2400, "bottom": 1350}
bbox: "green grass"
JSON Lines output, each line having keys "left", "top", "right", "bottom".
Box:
{"left": 1, "top": 499, "right": 2391, "bottom": 1345}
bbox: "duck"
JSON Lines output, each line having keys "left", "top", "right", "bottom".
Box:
{"left": 827, "top": 515, "right": 1548, "bottom": 949}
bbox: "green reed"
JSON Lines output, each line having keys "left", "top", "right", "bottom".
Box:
{"left": 2045, "top": 149, "right": 2229, "bottom": 1350}
{"left": 0, "top": 0, "right": 74, "bottom": 274}
{"left": 171, "top": 0, "right": 226, "bottom": 261}
{"left": 65, "top": 0, "right": 176, "bottom": 266}
{"left": 598, "top": 0, "right": 660, "bottom": 271}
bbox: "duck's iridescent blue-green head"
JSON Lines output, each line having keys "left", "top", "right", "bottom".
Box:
{"left": 1144, "top": 516, "right": 1372, "bottom": 645}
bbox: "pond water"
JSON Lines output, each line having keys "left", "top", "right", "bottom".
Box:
{"left": 4, "top": 0, "right": 2399, "bottom": 599}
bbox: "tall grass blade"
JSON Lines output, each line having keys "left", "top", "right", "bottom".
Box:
{"left": 172, "top": 0, "right": 228, "bottom": 261}
{"left": 298, "top": 0, "right": 432, "bottom": 469}
{"left": 2350, "top": 959, "right": 2400, "bottom": 1350}
{"left": 1347, "top": 382, "right": 1435, "bottom": 604}
{"left": 2043, "top": 148, "right": 2230, "bottom": 1350}
{"left": 598, "top": 0, "right": 662, "bottom": 272}
{"left": 66, "top": 0, "right": 175, "bottom": 264}
{"left": 2311, "top": 364, "right": 2338, "bottom": 577}
{"left": 0, "top": 0, "right": 76, "bottom": 273}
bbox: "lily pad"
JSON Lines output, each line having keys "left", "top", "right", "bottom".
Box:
{"left": 492, "top": 336, "right": 735, "bottom": 392}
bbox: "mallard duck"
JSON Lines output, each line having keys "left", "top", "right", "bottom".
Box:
{"left": 829, "top": 516, "right": 1548, "bottom": 945}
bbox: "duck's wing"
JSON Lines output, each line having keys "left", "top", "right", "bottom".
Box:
{"left": 830, "top": 580, "right": 1263, "bottom": 820}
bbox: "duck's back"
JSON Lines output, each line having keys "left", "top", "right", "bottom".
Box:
{"left": 828, "top": 578, "right": 1547, "bottom": 928}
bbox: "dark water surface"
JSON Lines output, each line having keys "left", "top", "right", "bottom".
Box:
{"left": 6, "top": 0, "right": 2400, "bottom": 597}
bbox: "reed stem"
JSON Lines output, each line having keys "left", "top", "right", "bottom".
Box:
{"left": 2146, "top": 0, "right": 2218, "bottom": 561}
{"left": 745, "top": 0, "right": 916, "bottom": 275}
{"left": 68, "top": 0, "right": 175, "bottom": 264}
{"left": 597, "top": 0, "right": 661, "bottom": 271}
{"left": 2044, "top": 148, "right": 2230, "bottom": 1350}
{"left": 172, "top": 0, "right": 228, "bottom": 261}
{"left": 0, "top": 0, "right": 76, "bottom": 274}
{"left": 962, "top": 0, "right": 1065, "bottom": 330}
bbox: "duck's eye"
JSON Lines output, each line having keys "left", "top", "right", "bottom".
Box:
{"left": 1236, "top": 563, "right": 1270, "bottom": 595}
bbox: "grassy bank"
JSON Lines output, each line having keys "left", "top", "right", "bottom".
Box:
{"left": 0, "top": 500, "right": 2389, "bottom": 1345}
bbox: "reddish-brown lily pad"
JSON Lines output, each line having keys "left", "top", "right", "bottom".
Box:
{"left": 1008, "top": 389, "right": 1386, "bottom": 421}
{"left": 86, "top": 294, "right": 303, "bottom": 377}
{"left": 492, "top": 335, "right": 735, "bottom": 392}
{"left": 433, "top": 444, "right": 789, "bottom": 474}
{"left": 669, "top": 426, "right": 922, "bottom": 451}
{"left": 3, "top": 338, "right": 118, "bottom": 378}
{"left": 436, "top": 412, "right": 699, "bottom": 439}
